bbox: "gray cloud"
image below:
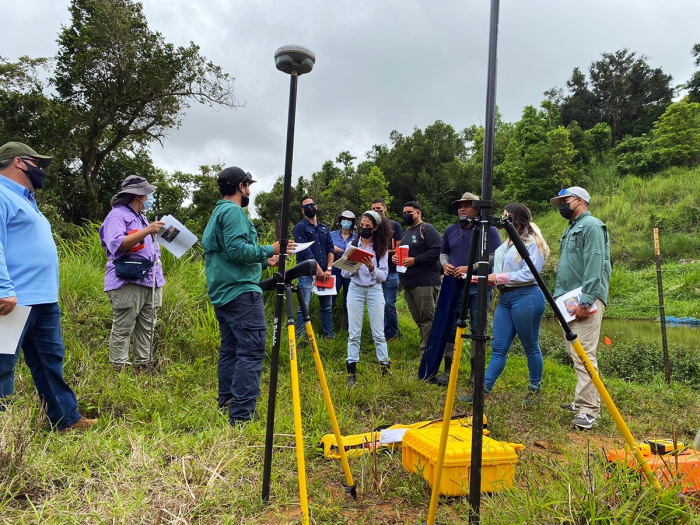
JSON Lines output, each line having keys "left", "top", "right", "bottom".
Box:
{"left": 4, "top": 0, "right": 699, "bottom": 213}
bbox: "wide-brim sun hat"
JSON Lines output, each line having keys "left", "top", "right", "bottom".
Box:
{"left": 452, "top": 191, "right": 480, "bottom": 209}
{"left": 119, "top": 175, "right": 157, "bottom": 196}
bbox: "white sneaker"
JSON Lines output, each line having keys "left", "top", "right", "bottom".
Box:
{"left": 560, "top": 402, "right": 580, "bottom": 412}
{"left": 572, "top": 413, "right": 597, "bottom": 430}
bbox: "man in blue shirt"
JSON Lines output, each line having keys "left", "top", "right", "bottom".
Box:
{"left": 438, "top": 192, "right": 501, "bottom": 386}
{"left": 292, "top": 196, "right": 335, "bottom": 339}
{"left": 0, "top": 142, "right": 96, "bottom": 432}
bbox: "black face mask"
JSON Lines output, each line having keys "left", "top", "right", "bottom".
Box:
{"left": 402, "top": 213, "right": 415, "bottom": 226}
{"left": 20, "top": 164, "right": 48, "bottom": 190}
{"left": 303, "top": 206, "right": 317, "bottom": 219}
{"left": 559, "top": 201, "right": 576, "bottom": 220}
{"left": 240, "top": 185, "right": 250, "bottom": 208}
{"left": 360, "top": 227, "right": 373, "bottom": 239}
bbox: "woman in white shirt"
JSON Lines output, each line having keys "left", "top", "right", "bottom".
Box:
{"left": 466, "top": 203, "right": 549, "bottom": 406}
{"left": 342, "top": 211, "right": 392, "bottom": 387}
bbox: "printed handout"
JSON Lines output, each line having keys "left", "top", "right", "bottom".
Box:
{"left": 0, "top": 306, "right": 31, "bottom": 355}
{"left": 157, "top": 215, "right": 198, "bottom": 258}
{"left": 555, "top": 287, "right": 598, "bottom": 323}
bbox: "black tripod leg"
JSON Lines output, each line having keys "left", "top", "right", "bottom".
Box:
{"left": 460, "top": 225, "right": 481, "bottom": 387}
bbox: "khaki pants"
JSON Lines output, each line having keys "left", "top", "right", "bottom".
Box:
{"left": 404, "top": 285, "right": 440, "bottom": 352}
{"left": 107, "top": 283, "right": 163, "bottom": 365}
{"left": 564, "top": 299, "right": 606, "bottom": 418}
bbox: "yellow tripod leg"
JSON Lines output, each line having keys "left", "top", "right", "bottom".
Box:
{"left": 288, "top": 326, "right": 310, "bottom": 525}
{"left": 569, "top": 338, "right": 661, "bottom": 492}
{"left": 305, "top": 322, "right": 356, "bottom": 497}
{"left": 426, "top": 326, "right": 466, "bottom": 525}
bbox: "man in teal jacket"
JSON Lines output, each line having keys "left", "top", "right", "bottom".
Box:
{"left": 202, "top": 166, "right": 293, "bottom": 425}
{"left": 551, "top": 186, "right": 611, "bottom": 430}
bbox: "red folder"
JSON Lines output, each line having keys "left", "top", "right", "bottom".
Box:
{"left": 397, "top": 246, "right": 409, "bottom": 266}
{"left": 347, "top": 246, "right": 374, "bottom": 262}
{"left": 315, "top": 277, "right": 335, "bottom": 289}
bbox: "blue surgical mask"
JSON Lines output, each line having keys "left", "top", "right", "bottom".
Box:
{"left": 341, "top": 220, "right": 352, "bottom": 230}
{"left": 144, "top": 193, "right": 154, "bottom": 210}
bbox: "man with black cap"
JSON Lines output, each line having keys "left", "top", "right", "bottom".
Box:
{"left": 550, "top": 186, "right": 611, "bottom": 430}
{"left": 202, "top": 166, "right": 294, "bottom": 426}
{"left": 0, "top": 141, "right": 96, "bottom": 432}
{"left": 438, "top": 192, "right": 501, "bottom": 387}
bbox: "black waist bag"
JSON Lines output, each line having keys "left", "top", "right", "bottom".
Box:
{"left": 113, "top": 257, "right": 154, "bottom": 281}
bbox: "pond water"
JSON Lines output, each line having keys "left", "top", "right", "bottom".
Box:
{"left": 541, "top": 318, "right": 700, "bottom": 347}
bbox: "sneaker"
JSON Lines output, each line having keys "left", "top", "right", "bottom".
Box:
{"left": 572, "top": 413, "right": 597, "bottom": 430}
{"left": 59, "top": 416, "right": 98, "bottom": 433}
{"left": 560, "top": 402, "right": 580, "bottom": 413}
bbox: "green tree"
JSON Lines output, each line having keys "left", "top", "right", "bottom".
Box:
{"left": 652, "top": 100, "right": 700, "bottom": 166}
{"left": 359, "top": 166, "right": 390, "bottom": 211}
{"left": 585, "top": 122, "right": 613, "bottom": 156}
{"left": 53, "top": 0, "right": 239, "bottom": 219}
{"left": 614, "top": 134, "right": 662, "bottom": 176}
{"left": 685, "top": 44, "right": 700, "bottom": 103}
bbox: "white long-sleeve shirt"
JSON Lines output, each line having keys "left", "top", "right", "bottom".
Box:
{"left": 341, "top": 241, "right": 388, "bottom": 285}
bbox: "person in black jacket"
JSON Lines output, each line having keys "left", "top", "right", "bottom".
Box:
{"left": 391, "top": 201, "right": 442, "bottom": 355}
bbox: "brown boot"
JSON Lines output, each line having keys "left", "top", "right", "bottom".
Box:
{"left": 59, "top": 416, "right": 98, "bottom": 433}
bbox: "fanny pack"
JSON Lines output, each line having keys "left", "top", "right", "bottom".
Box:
{"left": 113, "top": 257, "right": 154, "bottom": 281}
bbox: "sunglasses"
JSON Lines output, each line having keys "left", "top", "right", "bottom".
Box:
{"left": 302, "top": 203, "right": 316, "bottom": 209}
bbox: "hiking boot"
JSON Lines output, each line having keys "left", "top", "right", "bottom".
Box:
{"left": 59, "top": 416, "right": 98, "bottom": 433}
{"left": 572, "top": 413, "right": 597, "bottom": 430}
{"left": 219, "top": 397, "right": 235, "bottom": 411}
{"left": 112, "top": 363, "right": 130, "bottom": 372}
{"left": 346, "top": 361, "right": 357, "bottom": 387}
{"left": 379, "top": 361, "right": 391, "bottom": 377}
{"left": 522, "top": 388, "right": 541, "bottom": 407}
{"left": 435, "top": 357, "right": 453, "bottom": 387}
{"left": 458, "top": 392, "right": 490, "bottom": 405}
{"left": 560, "top": 402, "right": 580, "bottom": 413}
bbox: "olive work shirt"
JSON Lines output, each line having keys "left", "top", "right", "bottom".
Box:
{"left": 553, "top": 211, "right": 611, "bottom": 305}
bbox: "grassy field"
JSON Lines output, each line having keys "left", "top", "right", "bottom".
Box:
{"left": 1, "top": 229, "right": 700, "bottom": 524}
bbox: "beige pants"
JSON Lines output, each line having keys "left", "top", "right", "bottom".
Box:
{"left": 564, "top": 298, "right": 606, "bottom": 418}
{"left": 107, "top": 283, "right": 163, "bottom": 365}
{"left": 404, "top": 285, "right": 441, "bottom": 352}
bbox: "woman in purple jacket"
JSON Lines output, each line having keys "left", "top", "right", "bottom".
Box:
{"left": 99, "top": 176, "right": 165, "bottom": 370}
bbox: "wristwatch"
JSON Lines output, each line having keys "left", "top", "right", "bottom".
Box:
{"left": 579, "top": 301, "right": 591, "bottom": 308}
{"left": 326, "top": 266, "right": 332, "bottom": 271}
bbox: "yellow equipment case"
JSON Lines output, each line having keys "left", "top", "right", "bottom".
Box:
{"left": 402, "top": 425, "right": 524, "bottom": 496}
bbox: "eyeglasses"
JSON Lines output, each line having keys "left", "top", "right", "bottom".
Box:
{"left": 19, "top": 156, "right": 39, "bottom": 167}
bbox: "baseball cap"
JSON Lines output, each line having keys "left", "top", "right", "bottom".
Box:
{"left": 0, "top": 141, "right": 53, "bottom": 169}
{"left": 218, "top": 166, "right": 256, "bottom": 187}
{"left": 451, "top": 191, "right": 480, "bottom": 209}
{"left": 119, "top": 175, "right": 157, "bottom": 195}
{"left": 550, "top": 186, "right": 590, "bottom": 208}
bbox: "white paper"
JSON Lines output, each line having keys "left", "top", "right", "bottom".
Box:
{"left": 289, "top": 241, "right": 314, "bottom": 254}
{"left": 396, "top": 265, "right": 407, "bottom": 273}
{"left": 379, "top": 427, "right": 408, "bottom": 445}
{"left": 555, "top": 287, "right": 598, "bottom": 323}
{"left": 157, "top": 215, "right": 198, "bottom": 259}
{"left": 0, "top": 306, "right": 31, "bottom": 355}
{"left": 312, "top": 276, "right": 337, "bottom": 296}
{"left": 332, "top": 245, "right": 363, "bottom": 273}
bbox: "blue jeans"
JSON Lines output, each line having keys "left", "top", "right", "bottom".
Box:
{"left": 296, "top": 275, "right": 334, "bottom": 339}
{"left": 331, "top": 271, "right": 351, "bottom": 316}
{"left": 382, "top": 271, "right": 400, "bottom": 338}
{"left": 346, "top": 282, "right": 389, "bottom": 364}
{"left": 485, "top": 285, "right": 545, "bottom": 392}
{"left": 0, "top": 303, "right": 81, "bottom": 430}
{"left": 449, "top": 281, "right": 491, "bottom": 341}
{"left": 215, "top": 292, "right": 267, "bottom": 424}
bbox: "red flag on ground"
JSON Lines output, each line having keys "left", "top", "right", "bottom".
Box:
{"left": 604, "top": 336, "right": 612, "bottom": 345}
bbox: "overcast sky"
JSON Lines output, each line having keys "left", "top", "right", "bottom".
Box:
{"left": 4, "top": 0, "right": 699, "bottom": 212}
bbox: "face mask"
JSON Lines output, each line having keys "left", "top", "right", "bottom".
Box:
{"left": 341, "top": 220, "right": 353, "bottom": 230}
{"left": 20, "top": 164, "right": 48, "bottom": 190}
{"left": 559, "top": 201, "right": 576, "bottom": 220}
{"left": 402, "top": 213, "right": 415, "bottom": 226}
{"left": 240, "top": 185, "right": 250, "bottom": 208}
{"left": 303, "top": 205, "right": 317, "bottom": 218}
{"left": 144, "top": 193, "right": 154, "bottom": 210}
{"left": 360, "top": 227, "right": 373, "bottom": 239}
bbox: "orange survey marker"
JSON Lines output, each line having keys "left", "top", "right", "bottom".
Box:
{"left": 607, "top": 444, "right": 700, "bottom": 492}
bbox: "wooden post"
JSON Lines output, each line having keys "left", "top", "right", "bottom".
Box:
{"left": 654, "top": 228, "right": 671, "bottom": 385}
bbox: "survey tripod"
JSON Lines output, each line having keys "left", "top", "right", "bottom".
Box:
{"left": 259, "top": 266, "right": 357, "bottom": 525}
{"left": 422, "top": 0, "right": 659, "bottom": 522}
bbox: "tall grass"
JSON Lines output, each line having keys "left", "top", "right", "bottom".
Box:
{"left": 1, "top": 227, "right": 698, "bottom": 523}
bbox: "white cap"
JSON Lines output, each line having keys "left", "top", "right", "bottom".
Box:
{"left": 550, "top": 186, "right": 590, "bottom": 208}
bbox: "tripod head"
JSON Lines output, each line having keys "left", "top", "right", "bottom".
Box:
{"left": 259, "top": 259, "right": 317, "bottom": 292}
